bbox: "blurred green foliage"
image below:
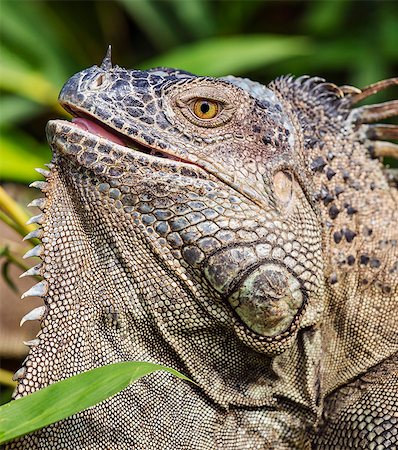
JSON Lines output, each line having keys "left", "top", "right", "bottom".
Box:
{"left": 1, "top": 0, "right": 397, "bottom": 183}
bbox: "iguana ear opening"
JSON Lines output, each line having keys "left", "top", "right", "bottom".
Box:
{"left": 273, "top": 171, "right": 294, "bottom": 207}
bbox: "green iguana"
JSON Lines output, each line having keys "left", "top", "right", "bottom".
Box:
{"left": 9, "top": 48, "right": 398, "bottom": 449}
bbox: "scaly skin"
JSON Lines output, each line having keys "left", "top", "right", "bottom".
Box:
{"left": 9, "top": 52, "right": 397, "bottom": 449}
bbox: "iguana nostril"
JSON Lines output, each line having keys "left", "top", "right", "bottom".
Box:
{"left": 96, "top": 74, "right": 105, "bottom": 87}
{"left": 91, "top": 73, "right": 109, "bottom": 90}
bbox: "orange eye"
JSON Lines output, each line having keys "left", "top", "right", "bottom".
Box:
{"left": 193, "top": 99, "right": 219, "bottom": 119}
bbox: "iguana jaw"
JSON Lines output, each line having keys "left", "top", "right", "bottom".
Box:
{"left": 46, "top": 116, "right": 268, "bottom": 209}
{"left": 58, "top": 102, "right": 197, "bottom": 165}
{"left": 49, "top": 103, "right": 269, "bottom": 207}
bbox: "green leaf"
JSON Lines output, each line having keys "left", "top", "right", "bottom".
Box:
{"left": 1, "top": 0, "right": 69, "bottom": 84}
{"left": 0, "top": 45, "right": 59, "bottom": 107}
{"left": 169, "top": 0, "right": 214, "bottom": 39}
{"left": 379, "top": 3, "right": 398, "bottom": 61}
{"left": 140, "top": 35, "right": 312, "bottom": 76}
{"left": 0, "top": 129, "right": 51, "bottom": 183}
{"left": 303, "top": 0, "right": 349, "bottom": 35}
{"left": 119, "top": 0, "right": 179, "bottom": 50}
{"left": 215, "top": 1, "right": 264, "bottom": 34}
{"left": 0, "top": 361, "right": 192, "bottom": 444}
{"left": 0, "top": 95, "right": 44, "bottom": 127}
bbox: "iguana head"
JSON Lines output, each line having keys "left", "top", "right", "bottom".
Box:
{"left": 47, "top": 54, "right": 326, "bottom": 355}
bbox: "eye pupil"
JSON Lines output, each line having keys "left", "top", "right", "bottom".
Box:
{"left": 200, "top": 102, "right": 210, "bottom": 114}
{"left": 193, "top": 99, "right": 219, "bottom": 119}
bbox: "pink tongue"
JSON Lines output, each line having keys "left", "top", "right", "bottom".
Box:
{"left": 72, "top": 118, "right": 125, "bottom": 146}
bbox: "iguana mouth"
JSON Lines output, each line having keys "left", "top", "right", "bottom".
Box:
{"left": 57, "top": 105, "right": 287, "bottom": 209}
{"left": 62, "top": 104, "right": 192, "bottom": 164}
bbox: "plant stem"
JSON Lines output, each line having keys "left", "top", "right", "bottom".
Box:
{"left": 0, "top": 246, "right": 32, "bottom": 273}
{"left": 0, "top": 186, "right": 35, "bottom": 238}
{"left": 0, "top": 369, "right": 17, "bottom": 388}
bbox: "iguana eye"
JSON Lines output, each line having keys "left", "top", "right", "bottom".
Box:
{"left": 193, "top": 99, "right": 219, "bottom": 119}
{"left": 174, "top": 89, "right": 233, "bottom": 127}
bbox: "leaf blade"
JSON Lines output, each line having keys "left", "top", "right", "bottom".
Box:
{"left": 0, "top": 361, "right": 191, "bottom": 444}
{"left": 0, "top": 130, "right": 51, "bottom": 183}
{"left": 140, "top": 35, "right": 312, "bottom": 76}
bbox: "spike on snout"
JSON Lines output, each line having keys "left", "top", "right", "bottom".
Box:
{"left": 100, "top": 45, "right": 112, "bottom": 70}
{"left": 28, "top": 198, "right": 47, "bottom": 210}
{"left": 26, "top": 214, "right": 44, "bottom": 225}
{"left": 350, "top": 78, "right": 398, "bottom": 105}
